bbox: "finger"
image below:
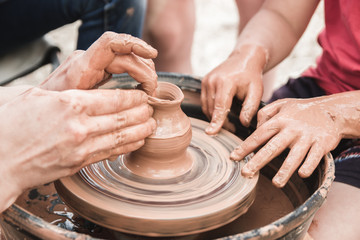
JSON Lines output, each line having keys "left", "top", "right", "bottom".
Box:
{"left": 84, "top": 32, "right": 158, "bottom": 74}
{"left": 137, "top": 56, "right": 156, "bottom": 71}
{"left": 201, "top": 80, "right": 211, "bottom": 120}
{"left": 205, "top": 106, "right": 230, "bottom": 135}
{"left": 80, "top": 118, "right": 156, "bottom": 158}
{"left": 230, "top": 120, "right": 280, "bottom": 161}
{"left": 106, "top": 54, "right": 156, "bottom": 75}
{"left": 86, "top": 103, "right": 153, "bottom": 135}
{"left": 272, "top": 139, "right": 311, "bottom": 187}
{"left": 239, "top": 83, "right": 262, "bottom": 127}
{"left": 257, "top": 100, "right": 285, "bottom": 127}
{"left": 106, "top": 54, "right": 158, "bottom": 95}
{"left": 205, "top": 86, "right": 235, "bottom": 135}
{"left": 298, "top": 142, "right": 325, "bottom": 178}
{"left": 82, "top": 140, "right": 145, "bottom": 167}
{"left": 109, "top": 33, "right": 158, "bottom": 59}
{"left": 241, "top": 133, "right": 291, "bottom": 178}
{"left": 206, "top": 87, "right": 216, "bottom": 118}
{"left": 62, "top": 89, "right": 148, "bottom": 116}
{"left": 89, "top": 32, "right": 157, "bottom": 59}
{"left": 204, "top": 81, "right": 216, "bottom": 132}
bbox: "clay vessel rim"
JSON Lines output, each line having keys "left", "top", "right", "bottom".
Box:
{"left": 148, "top": 96, "right": 183, "bottom": 105}
{"left": 148, "top": 82, "right": 184, "bottom": 105}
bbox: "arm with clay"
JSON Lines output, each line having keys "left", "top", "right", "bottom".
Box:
{"left": 0, "top": 87, "right": 156, "bottom": 213}
{"left": 231, "top": 91, "right": 360, "bottom": 187}
{"left": 201, "top": 0, "right": 320, "bottom": 133}
{"left": 40, "top": 32, "right": 158, "bottom": 95}
{"left": 0, "top": 32, "right": 159, "bottom": 213}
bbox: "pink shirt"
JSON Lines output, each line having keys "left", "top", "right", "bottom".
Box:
{"left": 303, "top": 0, "right": 360, "bottom": 95}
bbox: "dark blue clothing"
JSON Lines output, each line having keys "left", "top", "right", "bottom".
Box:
{"left": 0, "top": 0, "right": 146, "bottom": 55}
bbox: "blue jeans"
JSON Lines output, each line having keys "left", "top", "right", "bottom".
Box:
{"left": 0, "top": 0, "right": 146, "bottom": 55}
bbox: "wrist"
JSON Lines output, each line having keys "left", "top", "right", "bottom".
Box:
{"left": 0, "top": 86, "right": 33, "bottom": 106}
{"left": 0, "top": 164, "right": 22, "bottom": 213}
{"left": 39, "top": 68, "right": 69, "bottom": 91}
{"left": 0, "top": 129, "right": 24, "bottom": 213}
{"left": 230, "top": 44, "right": 269, "bottom": 73}
{"left": 323, "top": 91, "right": 360, "bottom": 139}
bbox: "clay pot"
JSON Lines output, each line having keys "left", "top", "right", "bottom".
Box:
{"left": 124, "top": 81, "right": 193, "bottom": 179}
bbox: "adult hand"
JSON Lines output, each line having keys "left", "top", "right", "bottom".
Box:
{"left": 230, "top": 96, "right": 346, "bottom": 187}
{"left": 41, "top": 32, "right": 158, "bottom": 95}
{"left": 0, "top": 87, "right": 155, "bottom": 212}
{"left": 201, "top": 45, "right": 268, "bottom": 135}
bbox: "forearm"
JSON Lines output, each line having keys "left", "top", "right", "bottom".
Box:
{"left": 0, "top": 85, "right": 33, "bottom": 106}
{"left": 233, "top": 0, "right": 320, "bottom": 72}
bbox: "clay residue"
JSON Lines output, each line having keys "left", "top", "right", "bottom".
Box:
{"left": 199, "top": 174, "right": 294, "bottom": 239}
{"left": 126, "top": 7, "right": 135, "bottom": 17}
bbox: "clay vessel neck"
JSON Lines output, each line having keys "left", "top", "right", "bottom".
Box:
{"left": 124, "top": 82, "right": 193, "bottom": 179}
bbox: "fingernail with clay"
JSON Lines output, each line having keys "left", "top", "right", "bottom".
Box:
{"left": 298, "top": 167, "right": 311, "bottom": 177}
{"left": 241, "top": 164, "right": 255, "bottom": 178}
{"left": 230, "top": 151, "right": 242, "bottom": 161}
{"left": 205, "top": 122, "right": 218, "bottom": 135}
{"left": 272, "top": 176, "right": 284, "bottom": 188}
{"left": 231, "top": 145, "right": 245, "bottom": 160}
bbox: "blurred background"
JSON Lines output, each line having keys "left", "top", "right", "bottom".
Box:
{"left": 7, "top": 0, "right": 324, "bottom": 95}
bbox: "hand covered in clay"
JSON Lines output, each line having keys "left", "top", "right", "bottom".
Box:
{"left": 230, "top": 92, "right": 360, "bottom": 187}
{"left": 201, "top": 45, "right": 268, "bottom": 135}
{"left": 40, "top": 32, "right": 158, "bottom": 95}
{"left": 0, "top": 87, "right": 156, "bottom": 212}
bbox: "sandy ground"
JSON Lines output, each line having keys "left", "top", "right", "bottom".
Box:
{"left": 7, "top": 0, "right": 325, "bottom": 93}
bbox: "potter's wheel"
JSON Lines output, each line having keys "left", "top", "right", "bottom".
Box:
{"left": 56, "top": 118, "right": 258, "bottom": 237}
{"left": 0, "top": 74, "right": 334, "bottom": 240}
